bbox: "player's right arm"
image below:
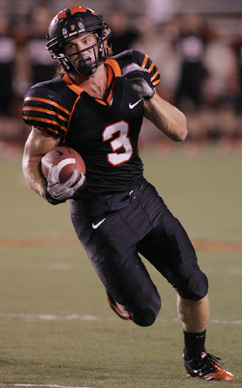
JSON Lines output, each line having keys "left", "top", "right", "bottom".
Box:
{"left": 22, "top": 127, "right": 60, "bottom": 197}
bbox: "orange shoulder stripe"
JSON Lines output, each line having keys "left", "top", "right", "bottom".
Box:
{"left": 24, "top": 106, "right": 68, "bottom": 122}
{"left": 24, "top": 97, "right": 71, "bottom": 116}
{"left": 22, "top": 115, "right": 68, "bottom": 133}
{"left": 151, "top": 71, "right": 159, "bottom": 82}
{"left": 142, "top": 55, "right": 149, "bottom": 68}
{"left": 36, "top": 126, "right": 60, "bottom": 137}
{"left": 153, "top": 79, "right": 160, "bottom": 86}
{"left": 148, "top": 62, "right": 155, "bottom": 73}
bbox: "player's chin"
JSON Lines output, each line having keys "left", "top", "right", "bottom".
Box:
{"left": 77, "top": 62, "right": 97, "bottom": 77}
{"left": 84, "top": 66, "right": 98, "bottom": 78}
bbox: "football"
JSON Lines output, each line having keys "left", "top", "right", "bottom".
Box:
{"left": 41, "top": 146, "right": 86, "bottom": 183}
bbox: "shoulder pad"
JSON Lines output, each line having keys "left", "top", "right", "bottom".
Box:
{"left": 22, "top": 78, "right": 71, "bottom": 138}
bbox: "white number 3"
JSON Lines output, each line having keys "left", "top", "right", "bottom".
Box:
{"left": 102, "top": 121, "right": 133, "bottom": 166}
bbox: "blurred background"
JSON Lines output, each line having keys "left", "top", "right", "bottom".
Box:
{"left": 0, "top": 4, "right": 241, "bottom": 385}
{"left": 0, "top": 0, "right": 241, "bottom": 160}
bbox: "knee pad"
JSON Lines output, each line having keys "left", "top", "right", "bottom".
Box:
{"left": 132, "top": 295, "right": 161, "bottom": 327}
{"left": 179, "top": 270, "right": 208, "bottom": 300}
{"left": 132, "top": 307, "right": 157, "bottom": 327}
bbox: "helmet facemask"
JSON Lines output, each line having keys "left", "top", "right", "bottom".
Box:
{"left": 55, "top": 34, "right": 108, "bottom": 77}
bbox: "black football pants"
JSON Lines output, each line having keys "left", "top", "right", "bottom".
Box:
{"left": 70, "top": 178, "right": 208, "bottom": 326}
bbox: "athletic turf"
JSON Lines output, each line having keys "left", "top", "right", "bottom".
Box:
{"left": 0, "top": 144, "right": 241, "bottom": 387}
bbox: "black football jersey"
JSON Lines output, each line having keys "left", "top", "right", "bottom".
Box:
{"left": 23, "top": 50, "right": 160, "bottom": 197}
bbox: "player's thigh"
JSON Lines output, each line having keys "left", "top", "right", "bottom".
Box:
{"left": 71, "top": 210, "right": 161, "bottom": 315}
{"left": 89, "top": 226, "right": 161, "bottom": 314}
{"left": 138, "top": 214, "right": 208, "bottom": 300}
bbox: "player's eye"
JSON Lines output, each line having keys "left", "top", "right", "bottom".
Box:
{"left": 67, "top": 44, "right": 76, "bottom": 50}
{"left": 83, "top": 35, "right": 95, "bottom": 45}
{"left": 82, "top": 37, "right": 92, "bottom": 45}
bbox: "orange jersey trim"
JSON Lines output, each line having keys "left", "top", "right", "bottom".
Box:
{"left": 105, "top": 59, "right": 122, "bottom": 78}
{"left": 22, "top": 115, "right": 68, "bottom": 133}
{"left": 151, "top": 71, "right": 159, "bottom": 82}
{"left": 23, "top": 106, "right": 69, "bottom": 122}
{"left": 63, "top": 59, "right": 121, "bottom": 107}
{"left": 62, "top": 74, "right": 84, "bottom": 96}
{"left": 94, "top": 99, "right": 108, "bottom": 106}
{"left": 153, "top": 79, "right": 160, "bottom": 86}
{"left": 141, "top": 55, "right": 149, "bottom": 68}
{"left": 104, "top": 59, "right": 121, "bottom": 105}
{"left": 64, "top": 95, "right": 81, "bottom": 141}
{"left": 148, "top": 62, "right": 155, "bottom": 73}
{"left": 24, "top": 97, "right": 71, "bottom": 116}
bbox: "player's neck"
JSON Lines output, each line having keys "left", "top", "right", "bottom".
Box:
{"left": 69, "top": 65, "right": 108, "bottom": 100}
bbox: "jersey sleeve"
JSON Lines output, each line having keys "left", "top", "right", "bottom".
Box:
{"left": 114, "top": 49, "right": 161, "bottom": 88}
{"left": 22, "top": 82, "right": 71, "bottom": 139}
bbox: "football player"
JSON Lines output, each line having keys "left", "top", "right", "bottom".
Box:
{"left": 22, "top": 6, "right": 233, "bottom": 381}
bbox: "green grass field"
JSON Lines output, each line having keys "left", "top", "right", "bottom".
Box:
{"left": 0, "top": 144, "right": 241, "bottom": 388}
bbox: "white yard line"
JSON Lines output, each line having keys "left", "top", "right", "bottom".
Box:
{"left": 0, "top": 313, "right": 101, "bottom": 321}
{"left": 0, "top": 384, "right": 117, "bottom": 388}
{"left": 0, "top": 312, "right": 241, "bottom": 324}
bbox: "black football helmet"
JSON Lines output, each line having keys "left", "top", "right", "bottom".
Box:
{"left": 46, "top": 6, "right": 111, "bottom": 76}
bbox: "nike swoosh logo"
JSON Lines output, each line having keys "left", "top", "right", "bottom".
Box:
{"left": 129, "top": 99, "right": 142, "bottom": 109}
{"left": 53, "top": 194, "right": 62, "bottom": 198}
{"left": 54, "top": 150, "right": 64, "bottom": 156}
{"left": 92, "top": 218, "right": 106, "bottom": 229}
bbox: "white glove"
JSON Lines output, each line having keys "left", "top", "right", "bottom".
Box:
{"left": 44, "top": 167, "right": 86, "bottom": 204}
{"left": 122, "top": 63, "right": 155, "bottom": 99}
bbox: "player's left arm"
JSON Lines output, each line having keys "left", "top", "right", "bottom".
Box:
{"left": 143, "top": 91, "right": 188, "bottom": 142}
{"left": 121, "top": 50, "right": 188, "bottom": 141}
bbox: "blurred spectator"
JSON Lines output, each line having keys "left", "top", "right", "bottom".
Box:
{"left": 132, "top": 17, "right": 180, "bottom": 149}
{"left": 133, "top": 16, "right": 181, "bottom": 101}
{"left": 173, "top": 13, "right": 214, "bottom": 112}
{"left": 232, "top": 24, "right": 242, "bottom": 115}
{"left": 0, "top": 12, "right": 16, "bottom": 114}
{"left": 106, "top": 7, "right": 140, "bottom": 55}
{"left": 144, "top": 0, "right": 179, "bottom": 25}
{"left": 25, "top": 3, "right": 57, "bottom": 85}
{"left": 203, "top": 35, "right": 238, "bottom": 109}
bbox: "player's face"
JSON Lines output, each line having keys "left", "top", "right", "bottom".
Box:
{"left": 63, "top": 33, "right": 98, "bottom": 69}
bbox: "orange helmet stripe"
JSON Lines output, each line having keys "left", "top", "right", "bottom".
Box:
{"left": 56, "top": 10, "right": 67, "bottom": 20}
{"left": 70, "top": 6, "right": 87, "bottom": 15}
{"left": 56, "top": 7, "right": 87, "bottom": 20}
{"left": 56, "top": 6, "right": 99, "bottom": 19}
